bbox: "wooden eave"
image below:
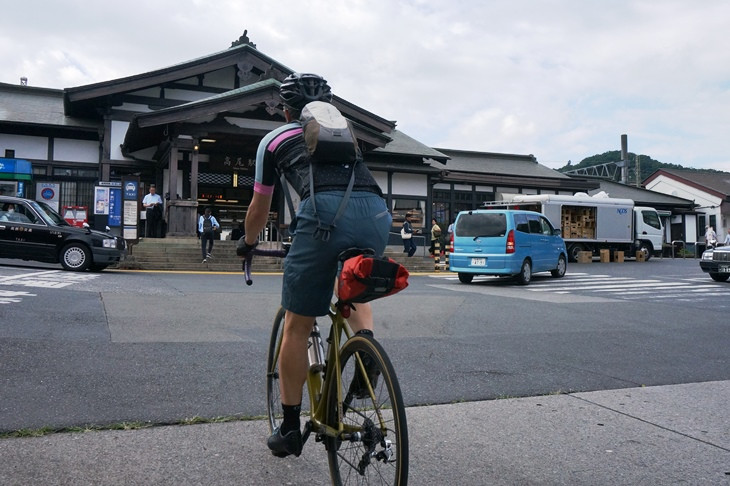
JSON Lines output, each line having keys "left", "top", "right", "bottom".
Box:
{"left": 64, "top": 44, "right": 289, "bottom": 117}
{"left": 64, "top": 44, "right": 400, "bottom": 141}
{"left": 122, "top": 79, "right": 393, "bottom": 155}
{"left": 333, "top": 96, "right": 395, "bottom": 135}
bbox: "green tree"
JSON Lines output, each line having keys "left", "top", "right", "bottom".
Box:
{"left": 557, "top": 151, "right": 718, "bottom": 184}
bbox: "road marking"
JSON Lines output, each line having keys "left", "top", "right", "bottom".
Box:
{"left": 0, "top": 270, "right": 62, "bottom": 282}
{"left": 0, "top": 290, "right": 37, "bottom": 304}
{"left": 0, "top": 270, "right": 98, "bottom": 289}
{"left": 0, "top": 270, "right": 98, "bottom": 305}
{"left": 428, "top": 272, "right": 729, "bottom": 302}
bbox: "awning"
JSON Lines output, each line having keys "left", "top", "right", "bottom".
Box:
{"left": 0, "top": 158, "right": 33, "bottom": 180}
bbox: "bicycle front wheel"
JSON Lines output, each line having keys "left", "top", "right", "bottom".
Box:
{"left": 326, "top": 334, "right": 408, "bottom": 485}
{"left": 266, "top": 307, "right": 286, "bottom": 433}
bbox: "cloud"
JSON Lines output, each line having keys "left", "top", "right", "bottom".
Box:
{"left": 1, "top": 0, "right": 730, "bottom": 170}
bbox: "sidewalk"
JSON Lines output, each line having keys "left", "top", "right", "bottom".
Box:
{"left": 1, "top": 381, "right": 728, "bottom": 485}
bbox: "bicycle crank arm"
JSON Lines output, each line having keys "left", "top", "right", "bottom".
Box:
{"left": 302, "top": 420, "right": 313, "bottom": 445}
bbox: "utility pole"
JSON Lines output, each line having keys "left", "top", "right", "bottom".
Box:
{"left": 619, "top": 134, "right": 628, "bottom": 184}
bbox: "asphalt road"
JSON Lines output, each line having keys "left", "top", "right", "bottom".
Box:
{"left": 1, "top": 256, "right": 727, "bottom": 434}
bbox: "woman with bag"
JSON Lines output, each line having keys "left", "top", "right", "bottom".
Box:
{"left": 401, "top": 213, "right": 417, "bottom": 257}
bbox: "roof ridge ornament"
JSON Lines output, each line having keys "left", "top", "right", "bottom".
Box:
{"left": 231, "top": 30, "right": 257, "bottom": 49}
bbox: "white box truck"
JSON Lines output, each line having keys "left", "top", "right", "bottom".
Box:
{"left": 492, "top": 193, "right": 664, "bottom": 261}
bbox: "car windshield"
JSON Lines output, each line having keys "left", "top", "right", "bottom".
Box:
{"left": 29, "top": 200, "right": 70, "bottom": 226}
{"left": 455, "top": 213, "right": 506, "bottom": 237}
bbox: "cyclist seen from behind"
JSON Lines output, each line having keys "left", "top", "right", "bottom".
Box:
{"left": 236, "top": 73, "right": 392, "bottom": 457}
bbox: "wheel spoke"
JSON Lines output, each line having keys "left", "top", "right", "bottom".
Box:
{"left": 326, "top": 336, "right": 408, "bottom": 485}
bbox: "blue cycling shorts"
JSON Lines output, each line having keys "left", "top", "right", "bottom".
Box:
{"left": 282, "top": 191, "right": 391, "bottom": 316}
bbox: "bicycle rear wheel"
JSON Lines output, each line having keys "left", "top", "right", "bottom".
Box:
{"left": 266, "top": 307, "right": 286, "bottom": 433}
{"left": 326, "top": 335, "right": 408, "bottom": 485}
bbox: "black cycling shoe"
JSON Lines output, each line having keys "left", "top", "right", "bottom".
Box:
{"left": 267, "top": 427, "right": 303, "bottom": 458}
{"left": 348, "top": 355, "right": 381, "bottom": 399}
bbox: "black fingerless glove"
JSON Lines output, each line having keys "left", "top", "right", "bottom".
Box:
{"left": 236, "top": 237, "right": 258, "bottom": 257}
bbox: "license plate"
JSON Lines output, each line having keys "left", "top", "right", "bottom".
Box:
{"left": 720, "top": 265, "right": 730, "bottom": 273}
{"left": 471, "top": 257, "right": 486, "bottom": 266}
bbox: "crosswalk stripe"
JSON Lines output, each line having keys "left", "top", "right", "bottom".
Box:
{"left": 429, "top": 272, "right": 728, "bottom": 301}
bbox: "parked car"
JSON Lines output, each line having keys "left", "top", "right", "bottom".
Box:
{"left": 699, "top": 246, "right": 730, "bottom": 282}
{"left": 449, "top": 209, "right": 567, "bottom": 285}
{"left": 0, "top": 196, "right": 126, "bottom": 271}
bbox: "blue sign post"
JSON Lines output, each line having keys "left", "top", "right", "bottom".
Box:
{"left": 121, "top": 177, "right": 140, "bottom": 242}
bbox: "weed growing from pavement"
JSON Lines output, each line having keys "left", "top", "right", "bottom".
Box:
{"left": 0, "top": 415, "right": 266, "bottom": 439}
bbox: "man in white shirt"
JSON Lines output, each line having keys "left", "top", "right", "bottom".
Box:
{"left": 142, "top": 185, "right": 164, "bottom": 238}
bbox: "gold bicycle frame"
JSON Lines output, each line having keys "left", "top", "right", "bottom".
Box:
{"left": 272, "top": 303, "right": 387, "bottom": 441}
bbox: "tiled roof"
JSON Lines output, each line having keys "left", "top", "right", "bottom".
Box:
{"left": 431, "top": 148, "right": 570, "bottom": 179}
{"left": 0, "top": 83, "right": 98, "bottom": 129}
{"left": 589, "top": 179, "right": 695, "bottom": 208}
{"left": 647, "top": 169, "right": 730, "bottom": 197}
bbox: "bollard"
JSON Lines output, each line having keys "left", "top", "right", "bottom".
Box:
{"left": 433, "top": 241, "right": 441, "bottom": 271}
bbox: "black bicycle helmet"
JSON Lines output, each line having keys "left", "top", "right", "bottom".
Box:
{"left": 279, "top": 73, "right": 333, "bottom": 110}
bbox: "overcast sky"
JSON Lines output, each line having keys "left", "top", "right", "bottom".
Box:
{"left": 2, "top": 0, "right": 729, "bottom": 170}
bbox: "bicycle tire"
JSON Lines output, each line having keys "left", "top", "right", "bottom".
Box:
{"left": 266, "top": 307, "right": 286, "bottom": 433}
{"left": 325, "top": 335, "right": 409, "bottom": 485}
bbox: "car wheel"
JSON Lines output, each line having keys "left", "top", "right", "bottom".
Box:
{"left": 458, "top": 273, "right": 474, "bottom": 284}
{"left": 709, "top": 272, "right": 730, "bottom": 282}
{"left": 515, "top": 260, "right": 532, "bottom": 285}
{"left": 60, "top": 243, "right": 91, "bottom": 271}
{"left": 551, "top": 255, "right": 567, "bottom": 278}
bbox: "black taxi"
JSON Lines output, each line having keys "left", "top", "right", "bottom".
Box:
{"left": 699, "top": 246, "right": 730, "bottom": 282}
{"left": 0, "top": 196, "right": 126, "bottom": 271}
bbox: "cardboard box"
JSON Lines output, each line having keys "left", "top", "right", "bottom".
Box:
{"left": 636, "top": 251, "right": 646, "bottom": 262}
{"left": 577, "top": 251, "right": 592, "bottom": 263}
{"left": 600, "top": 249, "right": 610, "bottom": 263}
{"left": 613, "top": 251, "right": 624, "bottom": 263}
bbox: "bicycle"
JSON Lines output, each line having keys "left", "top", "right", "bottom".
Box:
{"left": 243, "top": 245, "right": 409, "bottom": 485}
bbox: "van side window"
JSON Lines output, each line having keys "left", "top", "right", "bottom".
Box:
{"left": 514, "top": 213, "right": 529, "bottom": 233}
{"left": 539, "top": 216, "right": 554, "bottom": 235}
{"left": 527, "top": 214, "right": 542, "bottom": 234}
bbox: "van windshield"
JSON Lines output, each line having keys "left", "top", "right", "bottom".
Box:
{"left": 455, "top": 213, "right": 507, "bottom": 237}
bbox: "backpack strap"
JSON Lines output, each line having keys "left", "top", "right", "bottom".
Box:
{"left": 309, "top": 160, "right": 356, "bottom": 242}
{"left": 278, "top": 171, "right": 298, "bottom": 232}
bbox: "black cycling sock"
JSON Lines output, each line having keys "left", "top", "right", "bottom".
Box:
{"left": 355, "top": 329, "right": 373, "bottom": 338}
{"left": 280, "top": 403, "right": 301, "bottom": 435}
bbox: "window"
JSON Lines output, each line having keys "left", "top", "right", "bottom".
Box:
{"left": 527, "top": 214, "right": 542, "bottom": 234}
{"left": 641, "top": 210, "right": 662, "bottom": 230}
{"left": 0, "top": 203, "right": 39, "bottom": 224}
{"left": 455, "top": 213, "right": 506, "bottom": 237}
{"left": 514, "top": 213, "right": 529, "bottom": 233}
{"left": 392, "top": 198, "right": 425, "bottom": 230}
{"left": 539, "top": 216, "right": 555, "bottom": 235}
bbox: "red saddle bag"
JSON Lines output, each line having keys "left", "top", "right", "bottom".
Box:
{"left": 337, "top": 254, "right": 409, "bottom": 304}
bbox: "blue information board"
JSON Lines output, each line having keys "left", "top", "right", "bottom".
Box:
{"left": 108, "top": 188, "right": 121, "bottom": 227}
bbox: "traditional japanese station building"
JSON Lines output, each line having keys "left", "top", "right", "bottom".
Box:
{"left": 0, "top": 32, "right": 598, "bottom": 240}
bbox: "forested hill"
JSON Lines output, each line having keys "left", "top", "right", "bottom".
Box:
{"left": 556, "top": 151, "right": 719, "bottom": 184}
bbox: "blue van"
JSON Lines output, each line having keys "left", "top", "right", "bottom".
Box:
{"left": 449, "top": 209, "right": 567, "bottom": 285}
